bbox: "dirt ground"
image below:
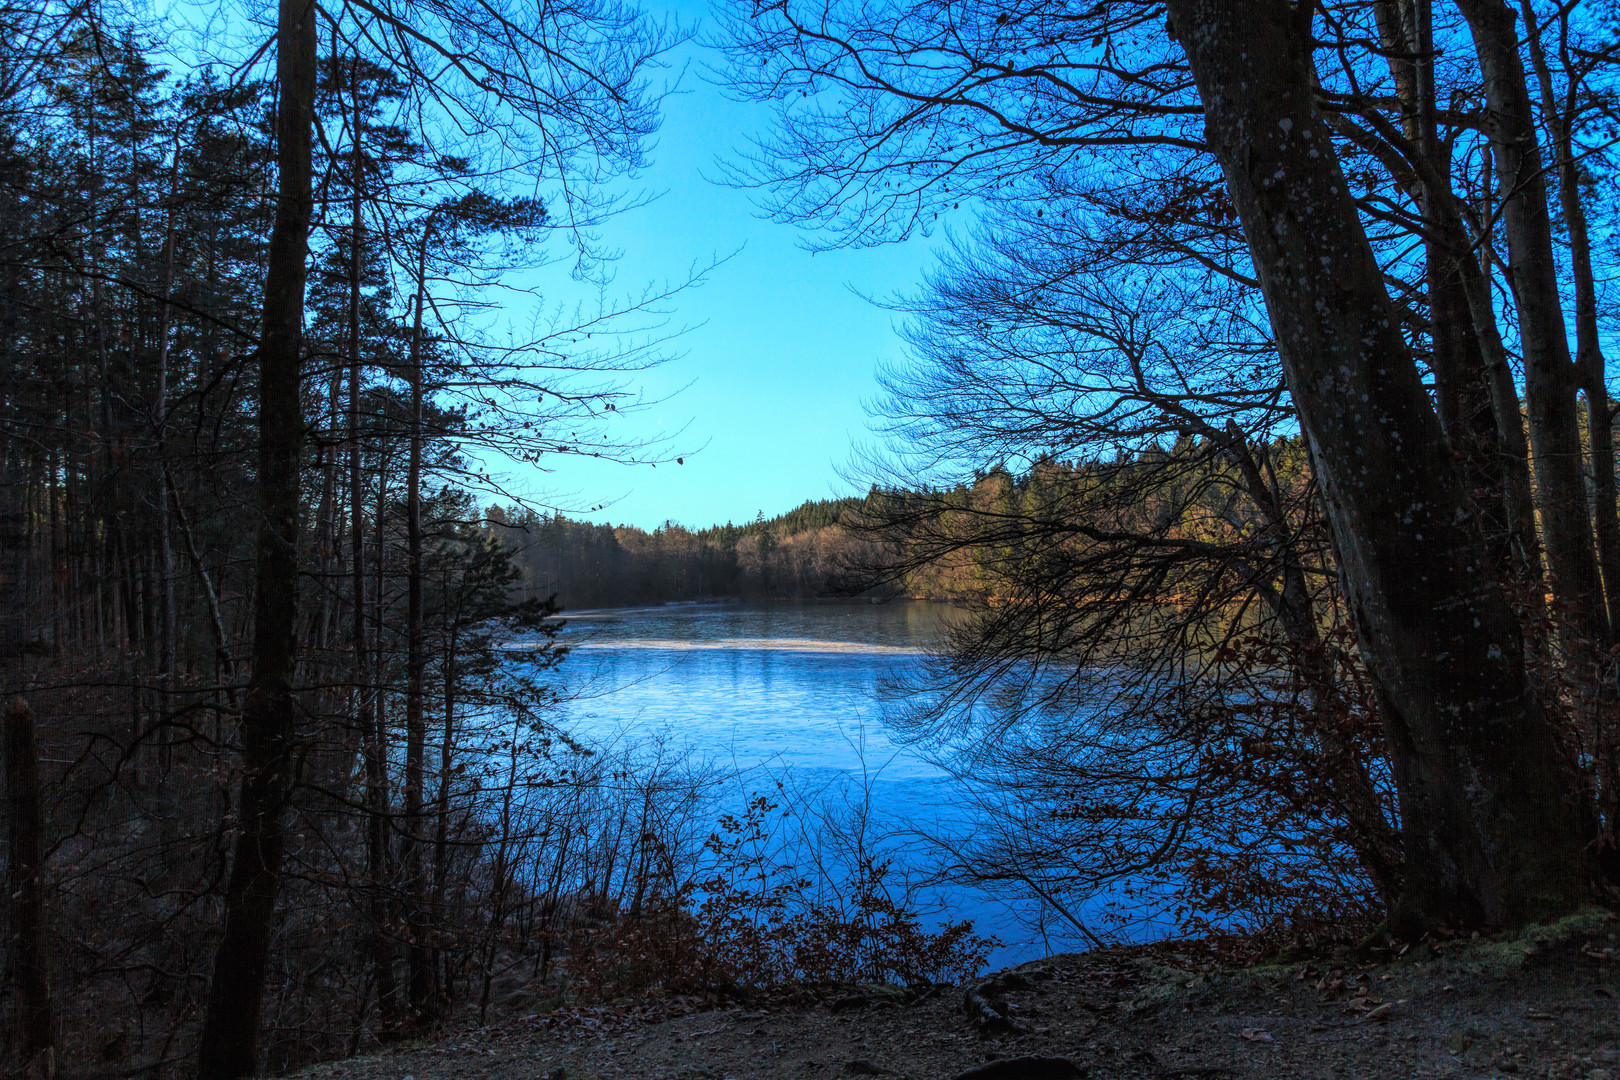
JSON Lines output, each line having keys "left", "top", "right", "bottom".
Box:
{"left": 293, "top": 912, "right": 1620, "bottom": 1080}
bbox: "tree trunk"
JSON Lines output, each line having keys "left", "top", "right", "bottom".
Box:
{"left": 346, "top": 70, "right": 400, "bottom": 1033}
{"left": 1517, "top": 0, "right": 1620, "bottom": 641}
{"left": 152, "top": 153, "right": 180, "bottom": 778}
{"left": 403, "top": 253, "right": 433, "bottom": 1025}
{"left": 1164, "top": 0, "right": 1592, "bottom": 930}
{"left": 5, "top": 699, "right": 56, "bottom": 1080}
{"left": 164, "top": 465, "right": 235, "bottom": 711}
{"left": 1454, "top": 0, "right": 1606, "bottom": 649}
{"left": 195, "top": 0, "right": 316, "bottom": 1075}
{"left": 1368, "top": 0, "right": 1540, "bottom": 590}
{"left": 432, "top": 626, "right": 456, "bottom": 1011}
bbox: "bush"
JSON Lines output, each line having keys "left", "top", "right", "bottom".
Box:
{"left": 566, "top": 794, "right": 994, "bottom": 1000}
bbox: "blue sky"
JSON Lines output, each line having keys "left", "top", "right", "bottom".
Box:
{"left": 514, "top": 1, "right": 941, "bottom": 531}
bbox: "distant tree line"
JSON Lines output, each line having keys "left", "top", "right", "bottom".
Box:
{"left": 492, "top": 477, "right": 1179, "bottom": 609}
{"left": 489, "top": 498, "right": 882, "bottom": 607}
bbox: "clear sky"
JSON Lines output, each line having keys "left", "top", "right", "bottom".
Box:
{"left": 514, "top": 0, "right": 940, "bottom": 532}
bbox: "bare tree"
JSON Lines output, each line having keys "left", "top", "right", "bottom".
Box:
{"left": 717, "top": 0, "right": 1608, "bottom": 929}
{"left": 195, "top": 0, "right": 318, "bottom": 1073}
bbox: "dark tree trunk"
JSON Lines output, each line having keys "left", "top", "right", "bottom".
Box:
{"left": 1517, "top": 0, "right": 1620, "bottom": 641}
{"left": 1369, "top": 0, "right": 1539, "bottom": 589}
{"left": 195, "top": 0, "right": 316, "bottom": 1075}
{"left": 403, "top": 255, "right": 433, "bottom": 1025}
{"left": 432, "top": 627, "right": 456, "bottom": 1011}
{"left": 346, "top": 71, "right": 400, "bottom": 1033}
{"left": 1454, "top": 0, "right": 1607, "bottom": 648}
{"left": 152, "top": 159, "right": 179, "bottom": 777}
{"left": 1164, "top": 0, "right": 1592, "bottom": 930}
{"left": 5, "top": 699, "right": 56, "bottom": 1080}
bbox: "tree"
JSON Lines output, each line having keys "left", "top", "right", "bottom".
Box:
{"left": 0, "top": 0, "right": 694, "bottom": 1070}
{"left": 195, "top": 0, "right": 317, "bottom": 1073}
{"left": 1166, "top": 0, "right": 1589, "bottom": 929}
{"left": 1453, "top": 0, "right": 1606, "bottom": 647}
{"left": 717, "top": 0, "right": 1615, "bottom": 929}
{"left": 849, "top": 232, "right": 1405, "bottom": 931}
{"left": 190, "top": 0, "right": 677, "bottom": 1056}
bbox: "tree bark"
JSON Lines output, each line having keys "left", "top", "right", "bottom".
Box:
{"left": 195, "top": 0, "right": 316, "bottom": 1075}
{"left": 346, "top": 65, "right": 401, "bottom": 1033}
{"left": 1453, "top": 0, "right": 1607, "bottom": 648}
{"left": 403, "top": 248, "right": 433, "bottom": 1025}
{"left": 1517, "top": 0, "right": 1620, "bottom": 641}
{"left": 1368, "top": 0, "right": 1539, "bottom": 585}
{"left": 1164, "top": 0, "right": 1592, "bottom": 930}
{"left": 432, "top": 623, "right": 457, "bottom": 1011}
{"left": 5, "top": 699, "right": 56, "bottom": 1080}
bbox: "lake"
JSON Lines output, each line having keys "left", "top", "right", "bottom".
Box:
{"left": 546, "top": 599, "right": 1100, "bottom": 969}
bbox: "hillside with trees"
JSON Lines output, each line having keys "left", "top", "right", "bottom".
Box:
{"left": 489, "top": 497, "right": 876, "bottom": 608}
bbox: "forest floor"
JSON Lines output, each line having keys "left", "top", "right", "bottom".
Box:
{"left": 296, "top": 910, "right": 1620, "bottom": 1080}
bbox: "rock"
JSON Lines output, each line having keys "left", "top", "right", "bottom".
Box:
{"left": 951, "top": 1057, "right": 1085, "bottom": 1080}
{"left": 963, "top": 984, "right": 1025, "bottom": 1036}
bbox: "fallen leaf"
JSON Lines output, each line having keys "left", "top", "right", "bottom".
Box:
{"left": 1238, "top": 1028, "right": 1273, "bottom": 1043}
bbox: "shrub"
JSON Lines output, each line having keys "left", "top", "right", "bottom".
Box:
{"left": 566, "top": 794, "right": 994, "bottom": 1000}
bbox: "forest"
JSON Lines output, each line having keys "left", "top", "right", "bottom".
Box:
{"left": 1, "top": 0, "right": 1619, "bottom": 1075}
{"left": 492, "top": 498, "right": 878, "bottom": 608}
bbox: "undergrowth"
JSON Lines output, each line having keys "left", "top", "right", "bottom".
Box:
{"left": 565, "top": 794, "right": 995, "bottom": 1001}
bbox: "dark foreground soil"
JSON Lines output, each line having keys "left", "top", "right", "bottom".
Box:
{"left": 293, "top": 912, "right": 1620, "bottom": 1080}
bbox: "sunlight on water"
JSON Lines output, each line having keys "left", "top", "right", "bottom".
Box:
{"left": 568, "top": 637, "right": 928, "bottom": 655}
{"left": 552, "top": 602, "right": 952, "bottom": 780}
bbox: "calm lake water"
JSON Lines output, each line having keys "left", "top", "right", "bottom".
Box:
{"left": 547, "top": 600, "right": 1061, "bottom": 969}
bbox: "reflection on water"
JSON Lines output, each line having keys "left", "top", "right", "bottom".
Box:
{"left": 527, "top": 601, "right": 1057, "bottom": 966}
{"left": 550, "top": 601, "right": 954, "bottom": 781}
{"left": 516, "top": 600, "right": 1170, "bottom": 969}
{"left": 569, "top": 638, "right": 927, "bottom": 655}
